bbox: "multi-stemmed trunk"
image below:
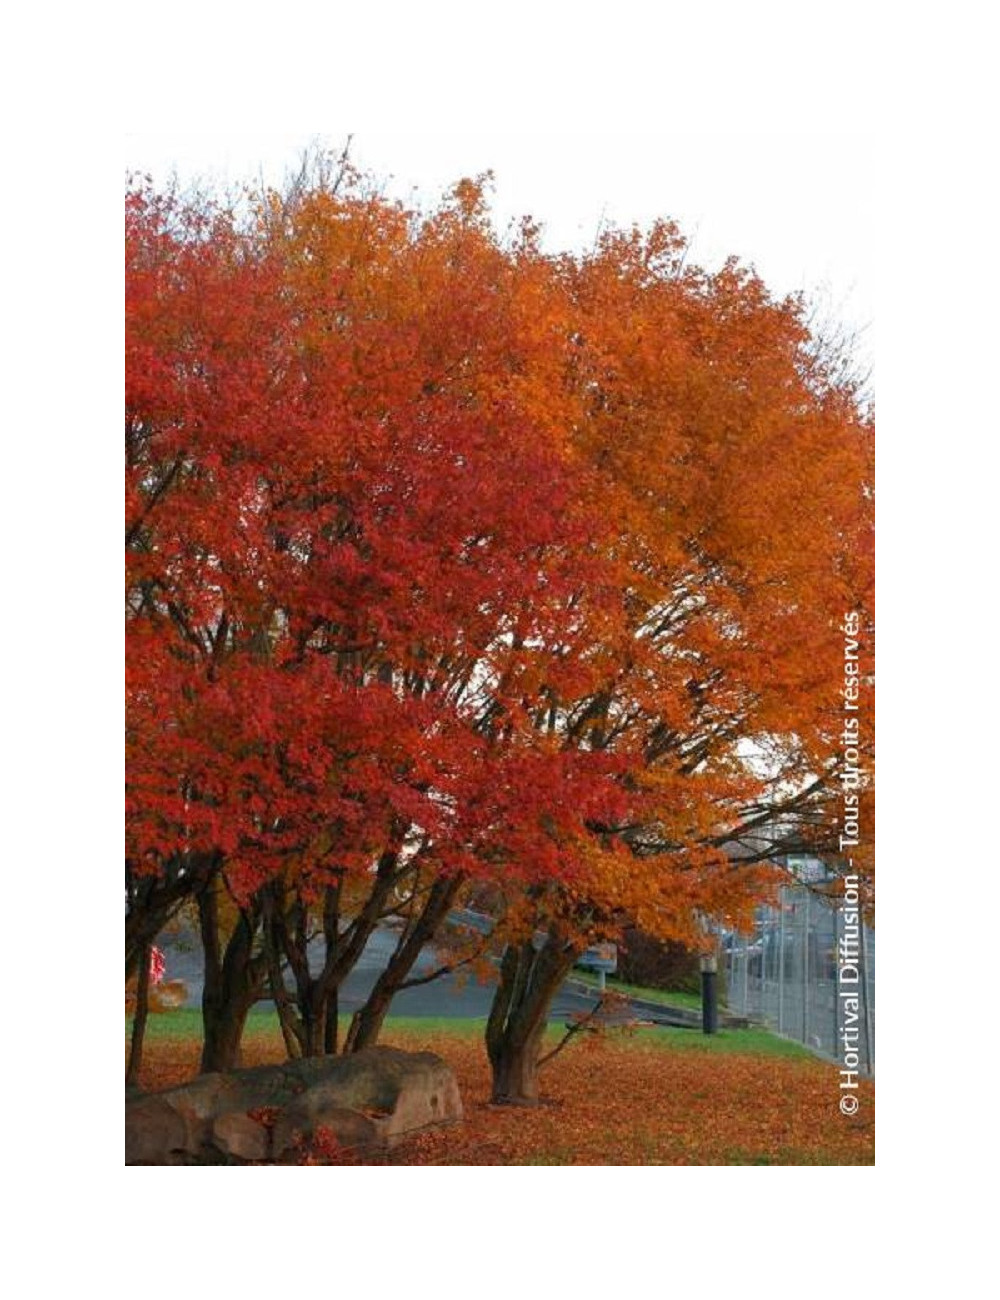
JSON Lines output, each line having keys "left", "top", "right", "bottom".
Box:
{"left": 197, "top": 876, "right": 267, "bottom": 1073}
{"left": 261, "top": 881, "right": 342, "bottom": 1058}
{"left": 485, "top": 933, "right": 580, "bottom": 1105}
{"left": 344, "top": 874, "right": 464, "bottom": 1053}
{"left": 190, "top": 832, "right": 468, "bottom": 1070}
{"left": 263, "top": 840, "right": 406, "bottom": 1058}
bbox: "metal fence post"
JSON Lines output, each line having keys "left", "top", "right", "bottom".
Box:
{"left": 760, "top": 908, "right": 767, "bottom": 1020}
{"left": 777, "top": 888, "right": 785, "bottom": 1034}
{"left": 802, "top": 890, "right": 810, "bottom": 1046}
{"left": 742, "top": 929, "right": 749, "bottom": 1014}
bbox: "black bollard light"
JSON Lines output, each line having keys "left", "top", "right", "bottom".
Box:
{"left": 700, "top": 954, "right": 718, "bottom": 1035}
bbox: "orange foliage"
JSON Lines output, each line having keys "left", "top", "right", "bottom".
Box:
{"left": 127, "top": 159, "right": 873, "bottom": 1022}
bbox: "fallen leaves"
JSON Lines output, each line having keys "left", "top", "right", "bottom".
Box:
{"left": 131, "top": 1024, "right": 874, "bottom": 1166}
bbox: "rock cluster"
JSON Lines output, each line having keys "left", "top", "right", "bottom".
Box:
{"left": 125, "top": 1046, "right": 462, "bottom": 1164}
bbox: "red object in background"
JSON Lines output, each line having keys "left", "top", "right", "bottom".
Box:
{"left": 149, "top": 946, "right": 166, "bottom": 985}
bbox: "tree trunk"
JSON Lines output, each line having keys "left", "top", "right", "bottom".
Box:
{"left": 197, "top": 876, "right": 266, "bottom": 1073}
{"left": 280, "top": 891, "right": 331, "bottom": 1057}
{"left": 324, "top": 986, "right": 339, "bottom": 1054}
{"left": 268, "top": 843, "right": 405, "bottom": 1056}
{"left": 126, "top": 940, "right": 151, "bottom": 1086}
{"left": 488, "top": 1013, "right": 550, "bottom": 1104}
{"left": 322, "top": 884, "right": 340, "bottom": 1054}
{"left": 201, "top": 996, "right": 254, "bottom": 1074}
{"left": 301, "top": 986, "right": 327, "bottom": 1057}
{"left": 486, "top": 934, "right": 580, "bottom": 1105}
{"left": 345, "top": 874, "right": 463, "bottom": 1053}
{"left": 262, "top": 896, "right": 304, "bottom": 1059}
{"left": 343, "top": 981, "right": 393, "bottom": 1055}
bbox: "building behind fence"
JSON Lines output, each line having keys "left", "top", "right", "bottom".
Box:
{"left": 723, "top": 857, "right": 874, "bottom": 1073}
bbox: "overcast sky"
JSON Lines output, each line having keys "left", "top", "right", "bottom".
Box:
{"left": 126, "top": 128, "right": 874, "bottom": 382}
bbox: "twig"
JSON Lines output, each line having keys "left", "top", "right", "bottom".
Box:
{"left": 537, "top": 995, "right": 609, "bottom": 1068}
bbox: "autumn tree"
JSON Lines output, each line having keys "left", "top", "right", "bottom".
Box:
{"left": 480, "top": 224, "right": 874, "bottom": 1101}
{"left": 126, "top": 165, "right": 624, "bottom": 1069}
{"left": 126, "top": 162, "right": 872, "bottom": 1090}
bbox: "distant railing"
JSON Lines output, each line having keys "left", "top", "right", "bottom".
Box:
{"left": 724, "top": 881, "right": 874, "bottom": 1073}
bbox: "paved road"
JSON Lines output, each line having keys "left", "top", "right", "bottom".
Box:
{"left": 159, "top": 925, "right": 614, "bottom": 1024}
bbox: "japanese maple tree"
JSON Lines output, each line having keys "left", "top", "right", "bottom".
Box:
{"left": 126, "top": 161, "right": 873, "bottom": 1090}
{"left": 126, "top": 168, "right": 625, "bottom": 1067}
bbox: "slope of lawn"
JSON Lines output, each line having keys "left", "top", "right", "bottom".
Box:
{"left": 569, "top": 972, "right": 704, "bottom": 1011}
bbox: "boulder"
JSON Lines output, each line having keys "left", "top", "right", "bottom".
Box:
{"left": 124, "top": 1093, "right": 193, "bottom": 1166}
{"left": 211, "top": 1112, "right": 270, "bottom": 1162}
{"left": 125, "top": 1046, "right": 462, "bottom": 1165}
{"left": 271, "top": 1104, "right": 380, "bottom": 1160}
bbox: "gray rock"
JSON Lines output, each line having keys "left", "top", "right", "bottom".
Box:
{"left": 124, "top": 1093, "right": 191, "bottom": 1165}
{"left": 125, "top": 1046, "right": 462, "bottom": 1164}
{"left": 211, "top": 1112, "right": 270, "bottom": 1161}
{"left": 271, "top": 1104, "right": 380, "bottom": 1161}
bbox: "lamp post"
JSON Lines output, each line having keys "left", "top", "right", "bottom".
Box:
{"left": 700, "top": 953, "right": 718, "bottom": 1035}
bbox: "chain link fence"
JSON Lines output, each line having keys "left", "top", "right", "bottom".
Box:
{"left": 724, "top": 873, "right": 874, "bottom": 1074}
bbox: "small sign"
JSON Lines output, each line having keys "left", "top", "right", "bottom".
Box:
{"left": 577, "top": 943, "right": 617, "bottom": 974}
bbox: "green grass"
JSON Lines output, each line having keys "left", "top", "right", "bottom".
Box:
{"left": 126, "top": 1008, "right": 491, "bottom": 1045}
{"left": 631, "top": 1024, "right": 812, "bottom": 1058}
{"left": 126, "top": 1007, "right": 282, "bottom": 1042}
{"left": 127, "top": 1008, "right": 490, "bottom": 1043}
{"left": 570, "top": 971, "right": 704, "bottom": 1011}
{"left": 379, "top": 1016, "right": 487, "bottom": 1037}
{"left": 128, "top": 1008, "right": 809, "bottom": 1059}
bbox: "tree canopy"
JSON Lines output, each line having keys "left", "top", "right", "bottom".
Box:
{"left": 126, "top": 160, "right": 873, "bottom": 1092}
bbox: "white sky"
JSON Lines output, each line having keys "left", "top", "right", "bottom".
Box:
{"left": 126, "top": 128, "right": 874, "bottom": 381}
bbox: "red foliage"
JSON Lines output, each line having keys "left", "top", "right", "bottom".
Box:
{"left": 126, "top": 166, "right": 873, "bottom": 961}
{"left": 291, "top": 1125, "right": 353, "bottom": 1166}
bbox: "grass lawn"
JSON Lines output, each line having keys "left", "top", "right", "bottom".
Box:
{"left": 570, "top": 971, "right": 705, "bottom": 1011}
{"left": 128, "top": 1010, "right": 873, "bottom": 1165}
